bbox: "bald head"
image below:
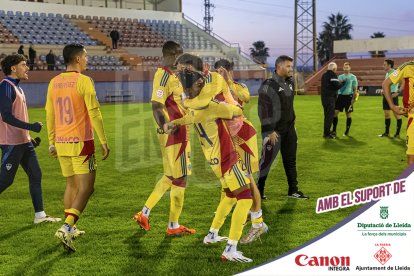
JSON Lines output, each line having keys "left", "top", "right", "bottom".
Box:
{"left": 327, "top": 62, "right": 337, "bottom": 72}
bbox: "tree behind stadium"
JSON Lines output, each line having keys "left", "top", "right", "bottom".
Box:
{"left": 250, "top": 40, "right": 269, "bottom": 65}
{"left": 317, "top": 12, "right": 353, "bottom": 65}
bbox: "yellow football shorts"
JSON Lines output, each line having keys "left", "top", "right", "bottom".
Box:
{"left": 158, "top": 131, "right": 192, "bottom": 179}
{"left": 58, "top": 155, "right": 97, "bottom": 177}
{"left": 221, "top": 160, "right": 250, "bottom": 192}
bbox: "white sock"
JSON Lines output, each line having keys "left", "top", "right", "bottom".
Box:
{"left": 169, "top": 221, "right": 179, "bottom": 229}
{"left": 142, "top": 206, "right": 150, "bottom": 217}
{"left": 35, "top": 211, "right": 46, "bottom": 219}
{"left": 224, "top": 239, "right": 238, "bottom": 254}
{"left": 63, "top": 223, "right": 72, "bottom": 232}
{"left": 251, "top": 210, "right": 262, "bottom": 220}
{"left": 208, "top": 228, "right": 219, "bottom": 239}
{"left": 251, "top": 210, "right": 263, "bottom": 228}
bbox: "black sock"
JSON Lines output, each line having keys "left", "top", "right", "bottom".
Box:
{"left": 333, "top": 117, "right": 338, "bottom": 132}
{"left": 346, "top": 118, "right": 352, "bottom": 133}
{"left": 396, "top": 119, "right": 402, "bottom": 135}
{"left": 385, "top": 118, "right": 391, "bottom": 134}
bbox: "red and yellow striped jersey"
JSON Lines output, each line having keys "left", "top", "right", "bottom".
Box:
{"left": 151, "top": 67, "right": 189, "bottom": 147}
{"left": 173, "top": 98, "right": 243, "bottom": 177}
{"left": 389, "top": 61, "right": 414, "bottom": 109}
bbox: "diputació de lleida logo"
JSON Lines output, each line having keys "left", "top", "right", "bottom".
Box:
{"left": 380, "top": 206, "right": 389, "bottom": 219}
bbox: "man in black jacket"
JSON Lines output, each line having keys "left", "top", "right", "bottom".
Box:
{"left": 110, "top": 28, "right": 120, "bottom": 49}
{"left": 257, "top": 55, "right": 309, "bottom": 200}
{"left": 321, "top": 62, "right": 344, "bottom": 139}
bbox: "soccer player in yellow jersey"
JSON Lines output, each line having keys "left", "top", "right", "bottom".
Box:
{"left": 212, "top": 59, "right": 267, "bottom": 243}
{"left": 214, "top": 59, "right": 250, "bottom": 107}
{"left": 167, "top": 54, "right": 253, "bottom": 262}
{"left": 133, "top": 41, "right": 195, "bottom": 236}
{"left": 194, "top": 58, "right": 267, "bottom": 244}
{"left": 383, "top": 60, "right": 414, "bottom": 165}
{"left": 46, "top": 44, "right": 110, "bottom": 252}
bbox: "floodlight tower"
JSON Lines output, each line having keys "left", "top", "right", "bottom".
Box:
{"left": 294, "top": 0, "right": 317, "bottom": 73}
{"left": 204, "top": 0, "right": 215, "bottom": 34}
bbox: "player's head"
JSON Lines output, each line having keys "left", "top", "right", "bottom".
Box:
{"left": 63, "top": 43, "right": 88, "bottom": 72}
{"left": 162, "top": 41, "right": 183, "bottom": 67}
{"left": 275, "top": 55, "right": 293, "bottom": 78}
{"left": 327, "top": 62, "right": 337, "bottom": 72}
{"left": 214, "top": 59, "right": 234, "bottom": 71}
{"left": 1, "top": 54, "right": 29, "bottom": 80}
{"left": 175, "top": 53, "right": 205, "bottom": 98}
{"left": 343, "top": 62, "right": 351, "bottom": 73}
{"left": 383, "top": 59, "right": 394, "bottom": 71}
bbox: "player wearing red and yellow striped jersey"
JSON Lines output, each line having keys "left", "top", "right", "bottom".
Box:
{"left": 46, "top": 44, "right": 110, "bottom": 252}
{"left": 188, "top": 59, "right": 264, "bottom": 244}
{"left": 383, "top": 60, "right": 414, "bottom": 165}
{"left": 133, "top": 41, "right": 195, "bottom": 236}
{"left": 168, "top": 54, "right": 253, "bottom": 262}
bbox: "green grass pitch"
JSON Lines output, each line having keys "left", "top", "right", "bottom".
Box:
{"left": 0, "top": 96, "right": 406, "bottom": 275}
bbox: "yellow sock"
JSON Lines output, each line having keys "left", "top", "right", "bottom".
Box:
{"left": 211, "top": 195, "right": 237, "bottom": 229}
{"left": 144, "top": 175, "right": 172, "bottom": 210}
{"left": 229, "top": 198, "right": 252, "bottom": 241}
{"left": 64, "top": 208, "right": 81, "bottom": 227}
{"left": 169, "top": 185, "right": 185, "bottom": 223}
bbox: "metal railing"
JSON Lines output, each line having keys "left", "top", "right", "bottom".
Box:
{"left": 182, "top": 14, "right": 264, "bottom": 67}
{"left": 182, "top": 14, "right": 238, "bottom": 48}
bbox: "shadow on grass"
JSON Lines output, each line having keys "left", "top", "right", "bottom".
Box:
{"left": 13, "top": 244, "right": 63, "bottom": 275}
{"left": 122, "top": 230, "right": 173, "bottom": 274}
{"left": 0, "top": 225, "right": 32, "bottom": 243}
{"left": 390, "top": 137, "right": 406, "bottom": 149}
{"left": 322, "top": 136, "right": 367, "bottom": 150}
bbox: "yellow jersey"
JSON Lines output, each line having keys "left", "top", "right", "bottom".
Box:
{"left": 151, "top": 66, "right": 188, "bottom": 147}
{"left": 173, "top": 99, "right": 243, "bottom": 177}
{"left": 46, "top": 72, "right": 101, "bottom": 156}
{"left": 389, "top": 61, "right": 414, "bottom": 109}
{"left": 228, "top": 80, "right": 250, "bottom": 107}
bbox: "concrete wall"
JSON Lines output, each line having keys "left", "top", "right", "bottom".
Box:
{"left": 20, "top": 79, "right": 263, "bottom": 107}
{"left": 334, "top": 36, "right": 414, "bottom": 53}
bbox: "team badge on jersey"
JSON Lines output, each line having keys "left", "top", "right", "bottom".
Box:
{"left": 156, "top": 89, "right": 164, "bottom": 98}
{"left": 392, "top": 70, "right": 399, "bottom": 78}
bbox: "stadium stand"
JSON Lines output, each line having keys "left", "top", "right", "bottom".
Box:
{"left": 305, "top": 57, "right": 414, "bottom": 95}
{"left": 0, "top": 11, "right": 97, "bottom": 46}
{"left": 0, "top": 1, "right": 266, "bottom": 105}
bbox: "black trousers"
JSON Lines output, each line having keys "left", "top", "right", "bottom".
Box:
{"left": 322, "top": 96, "right": 336, "bottom": 136}
{"left": 0, "top": 142, "right": 43, "bottom": 212}
{"left": 257, "top": 124, "right": 298, "bottom": 196}
{"left": 112, "top": 39, "right": 118, "bottom": 49}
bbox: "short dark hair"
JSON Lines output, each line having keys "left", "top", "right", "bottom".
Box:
{"left": 384, "top": 59, "right": 394, "bottom": 68}
{"left": 275, "top": 55, "right": 293, "bottom": 67}
{"left": 162, "top": 41, "right": 182, "bottom": 57}
{"left": 63, "top": 43, "right": 85, "bottom": 65}
{"left": 175, "top": 53, "right": 203, "bottom": 72}
{"left": 1, "top": 54, "right": 27, "bottom": 75}
{"left": 214, "top": 59, "right": 234, "bottom": 71}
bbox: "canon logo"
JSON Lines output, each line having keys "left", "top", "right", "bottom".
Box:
{"left": 295, "top": 254, "right": 350, "bottom": 267}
